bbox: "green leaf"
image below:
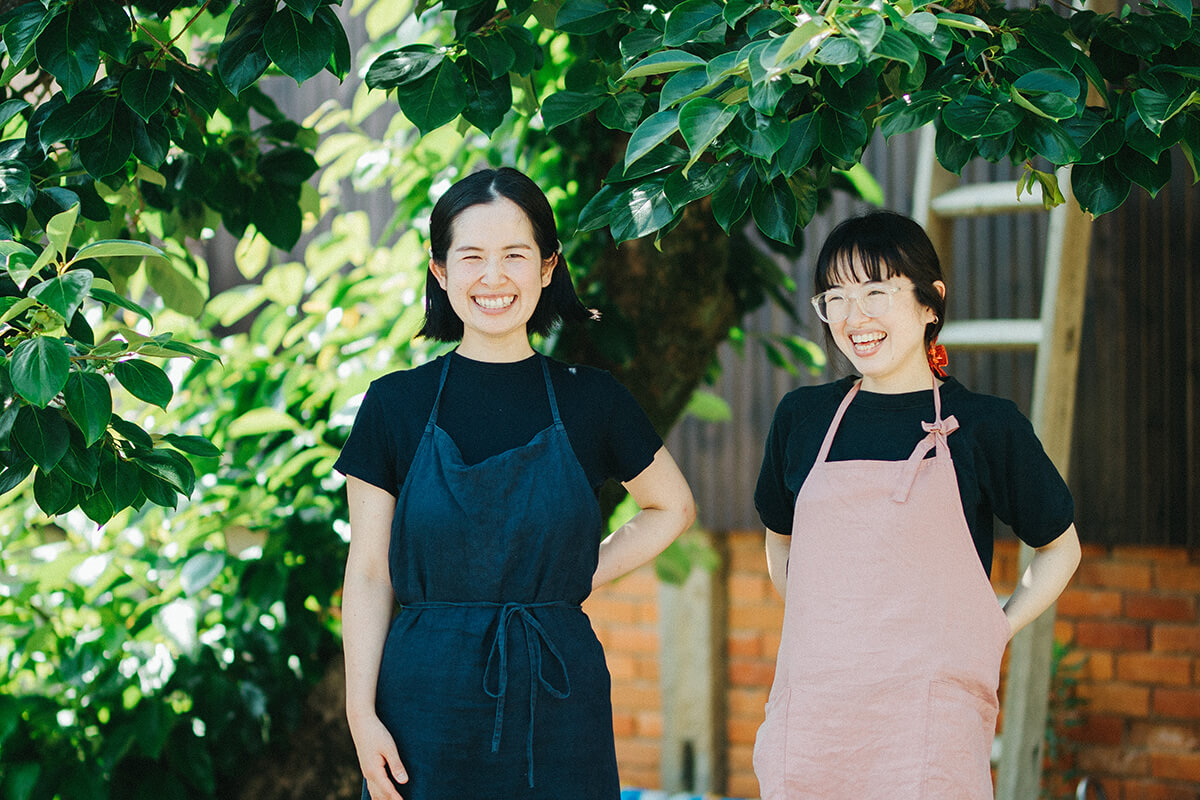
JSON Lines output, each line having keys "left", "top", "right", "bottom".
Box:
{"left": 35, "top": 9, "right": 100, "bottom": 100}
{"left": 619, "top": 50, "right": 707, "bottom": 81}
{"left": 147, "top": 259, "right": 207, "bottom": 317}
{"left": 0, "top": 460, "right": 34, "bottom": 496}
{"left": 34, "top": 466, "right": 75, "bottom": 515}
{"left": 840, "top": 13, "right": 886, "bottom": 54}
{"left": 168, "top": 62, "right": 220, "bottom": 117}
{"left": 776, "top": 114, "right": 821, "bottom": 175}
{"left": 935, "top": 11, "right": 991, "bottom": 34}
{"left": 98, "top": 445, "right": 140, "bottom": 512}
{"left": 879, "top": 92, "right": 942, "bottom": 138}
{"left": 555, "top": 0, "right": 622, "bottom": 35}
{"left": 942, "top": 95, "right": 1022, "bottom": 139}
{"left": 465, "top": 32, "right": 516, "bottom": 79}
{"left": 11, "top": 337, "right": 71, "bottom": 407}
{"left": 2, "top": 4, "right": 54, "bottom": 72}
{"left": 180, "top": 551, "right": 225, "bottom": 596}
{"left": 257, "top": 147, "right": 320, "bottom": 187}
{"left": 316, "top": 6, "right": 351, "bottom": 80}
{"left": 113, "top": 359, "right": 174, "bottom": 409}
{"left": 663, "top": 0, "right": 723, "bottom": 48}
{"left": 218, "top": 0, "right": 273, "bottom": 96}
{"left": 46, "top": 204, "right": 81, "bottom": 260}
{"left": 57, "top": 433, "right": 99, "bottom": 486}
{"left": 541, "top": 90, "right": 606, "bottom": 129}
{"left": 819, "top": 109, "right": 868, "bottom": 168}
{"left": 751, "top": 178, "right": 797, "bottom": 245}
{"left": 597, "top": 92, "right": 646, "bottom": 133}
{"left": 711, "top": 160, "right": 757, "bottom": 234}
{"left": 250, "top": 183, "right": 303, "bottom": 251}
{"left": 873, "top": 27, "right": 920, "bottom": 69}
{"left": 12, "top": 405, "right": 70, "bottom": 471}
{"left": 228, "top": 407, "right": 300, "bottom": 437}
{"left": 814, "top": 37, "right": 860, "bottom": 67}
{"left": 1017, "top": 117, "right": 1081, "bottom": 165}
{"left": 608, "top": 176, "right": 675, "bottom": 243}
{"left": 1072, "top": 158, "right": 1129, "bottom": 216}
{"left": 135, "top": 449, "right": 194, "bottom": 495}
{"left": 120, "top": 70, "right": 175, "bottom": 122}
{"left": 678, "top": 98, "right": 737, "bottom": 171}
{"left": 73, "top": 239, "right": 168, "bottom": 263}
{"left": 63, "top": 372, "right": 112, "bottom": 446}
{"left": 283, "top": 0, "right": 321, "bottom": 21}
{"left": 1012, "top": 68, "right": 1081, "bottom": 100}
{"left": 394, "top": 57, "right": 468, "bottom": 136}
{"left": 264, "top": 7, "right": 334, "bottom": 85}
{"left": 162, "top": 434, "right": 221, "bottom": 458}
{"left": 29, "top": 269, "right": 93, "bottom": 321}
{"left": 89, "top": 288, "right": 154, "bottom": 325}
{"left": 625, "top": 109, "right": 681, "bottom": 169}
{"left": 684, "top": 389, "right": 732, "bottom": 422}
{"left": 837, "top": 162, "right": 885, "bottom": 206}
{"left": 664, "top": 161, "right": 731, "bottom": 210}
{"left": 78, "top": 106, "right": 135, "bottom": 178}
{"left": 38, "top": 92, "right": 115, "bottom": 147}
{"left": 0, "top": 161, "right": 34, "bottom": 206}
{"left": 365, "top": 45, "right": 443, "bottom": 90}
{"left": 576, "top": 184, "right": 621, "bottom": 232}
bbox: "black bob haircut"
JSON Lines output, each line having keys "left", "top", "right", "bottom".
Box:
{"left": 417, "top": 167, "right": 592, "bottom": 342}
{"left": 813, "top": 210, "right": 946, "bottom": 351}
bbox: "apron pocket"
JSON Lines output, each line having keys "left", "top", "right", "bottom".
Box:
{"left": 921, "top": 678, "right": 999, "bottom": 800}
{"left": 752, "top": 687, "right": 790, "bottom": 800}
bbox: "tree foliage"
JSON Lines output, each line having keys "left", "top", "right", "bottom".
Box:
{"left": 1, "top": 0, "right": 350, "bottom": 521}
{"left": 366, "top": 0, "right": 1198, "bottom": 244}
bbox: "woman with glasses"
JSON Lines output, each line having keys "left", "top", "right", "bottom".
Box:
{"left": 752, "top": 211, "right": 1080, "bottom": 799}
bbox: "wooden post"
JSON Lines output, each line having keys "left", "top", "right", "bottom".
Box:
{"left": 994, "top": 181, "right": 1092, "bottom": 800}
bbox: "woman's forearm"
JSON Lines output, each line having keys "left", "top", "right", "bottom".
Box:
{"left": 592, "top": 448, "right": 695, "bottom": 590}
{"left": 765, "top": 529, "right": 790, "bottom": 599}
{"left": 1002, "top": 523, "right": 1082, "bottom": 639}
{"left": 342, "top": 569, "right": 396, "bottom": 726}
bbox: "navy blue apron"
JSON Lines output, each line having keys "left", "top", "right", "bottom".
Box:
{"left": 365, "top": 354, "right": 619, "bottom": 800}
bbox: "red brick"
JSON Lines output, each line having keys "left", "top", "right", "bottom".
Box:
{"left": 729, "top": 687, "right": 769, "bottom": 718}
{"left": 1125, "top": 593, "right": 1197, "bottom": 622}
{"left": 1077, "top": 682, "right": 1151, "bottom": 717}
{"left": 1156, "top": 564, "right": 1200, "bottom": 593}
{"left": 1117, "top": 653, "right": 1193, "bottom": 686}
{"left": 606, "top": 652, "right": 637, "bottom": 680}
{"left": 1128, "top": 721, "right": 1200, "bottom": 751}
{"left": 1117, "top": 779, "right": 1200, "bottom": 800}
{"left": 1069, "top": 713, "right": 1125, "bottom": 746}
{"left": 1076, "top": 745, "right": 1151, "bottom": 777}
{"left": 1153, "top": 624, "right": 1200, "bottom": 654}
{"left": 728, "top": 604, "right": 785, "bottom": 630}
{"left": 727, "top": 630, "right": 760, "bottom": 658}
{"left": 611, "top": 711, "right": 636, "bottom": 737}
{"left": 1075, "top": 620, "right": 1151, "bottom": 650}
{"left": 613, "top": 739, "right": 660, "bottom": 768}
{"left": 1150, "top": 752, "right": 1200, "bottom": 781}
{"left": 729, "top": 572, "right": 770, "bottom": 602}
{"left": 618, "top": 765, "right": 658, "bottom": 789}
{"left": 1113, "top": 546, "right": 1192, "bottom": 565}
{"left": 1153, "top": 688, "right": 1200, "bottom": 720}
{"left": 1075, "top": 561, "right": 1154, "bottom": 591}
{"left": 610, "top": 686, "right": 660, "bottom": 712}
{"left": 727, "top": 772, "right": 762, "bottom": 800}
{"left": 728, "top": 659, "right": 776, "bottom": 688}
{"left": 1058, "top": 587, "right": 1124, "bottom": 617}
{"left": 1081, "top": 651, "right": 1116, "bottom": 681}
{"left": 634, "top": 710, "right": 662, "bottom": 738}
{"left": 727, "top": 717, "right": 761, "bottom": 745}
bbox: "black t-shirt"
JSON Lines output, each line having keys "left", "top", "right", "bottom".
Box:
{"left": 755, "top": 375, "right": 1074, "bottom": 575}
{"left": 334, "top": 352, "right": 663, "bottom": 497}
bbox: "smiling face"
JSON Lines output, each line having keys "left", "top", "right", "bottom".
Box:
{"left": 827, "top": 259, "right": 945, "bottom": 394}
{"left": 429, "top": 197, "right": 556, "bottom": 361}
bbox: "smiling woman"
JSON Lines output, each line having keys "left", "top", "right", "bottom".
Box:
{"left": 334, "top": 168, "right": 696, "bottom": 800}
{"left": 753, "top": 211, "right": 1081, "bottom": 800}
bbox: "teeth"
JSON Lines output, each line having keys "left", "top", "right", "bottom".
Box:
{"left": 851, "top": 332, "right": 885, "bottom": 344}
{"left": 475, "top": 295, "right": 515, "bottom": 310}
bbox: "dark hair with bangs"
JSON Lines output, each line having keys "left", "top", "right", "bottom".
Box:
{"left": 813, "top": 211, "right": 946, "bottom": 350}
{"left": 418, "top": 167, "right": 591, "bottom": 342}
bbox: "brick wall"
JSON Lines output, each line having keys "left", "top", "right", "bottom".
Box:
{"left": 587, "top": 532, "right": 1200, "bottom": 799}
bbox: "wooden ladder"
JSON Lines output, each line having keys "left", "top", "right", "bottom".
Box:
{"left": 911, "top": 123, "right": 1093, "bottom": 800}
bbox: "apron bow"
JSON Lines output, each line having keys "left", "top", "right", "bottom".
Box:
{"left": 892, "top": 414, "right": 960, "bottom": 503}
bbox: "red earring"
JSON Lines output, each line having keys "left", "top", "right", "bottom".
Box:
{"left": 927, "top": 341, "right": 949, "bottom": 377}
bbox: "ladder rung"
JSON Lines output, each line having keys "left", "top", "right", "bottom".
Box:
{"left": 939, "top": 319, "right": 1042, "bottom": 349}
{"left": 930, "top": 182, "right": 1047, "bottom": 218}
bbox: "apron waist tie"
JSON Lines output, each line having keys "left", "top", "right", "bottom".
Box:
{"left": 892, "top": 414, "right": 959, "bottom": 503}
{"left": 405, "top": 600, "right": 576, "bottom": 788}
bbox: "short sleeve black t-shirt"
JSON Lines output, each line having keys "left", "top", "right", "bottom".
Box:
{"left": 334, "top": 352, "right": 663, "bottom": 497}
{"left": 754, "top": 375, "right": 1074, "bottom": 575}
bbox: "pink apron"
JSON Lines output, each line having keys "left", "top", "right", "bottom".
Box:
{"left": 753, "top": 378, "right": 1011, "bottom": 799}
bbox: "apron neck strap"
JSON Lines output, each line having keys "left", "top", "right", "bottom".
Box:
{"left": 816, "top": 380, "right": 861, "bottom": 464}
{"left": 427, "top": 353, "right": 563, "bottom": 431}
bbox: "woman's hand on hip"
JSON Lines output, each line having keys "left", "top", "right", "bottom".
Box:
{"left": 352, "top": 714, "right": 407, "bottom": 800}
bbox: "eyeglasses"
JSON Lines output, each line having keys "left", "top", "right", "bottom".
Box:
{"left": 810, "top": 283, "right": 910, "bottom": 323}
